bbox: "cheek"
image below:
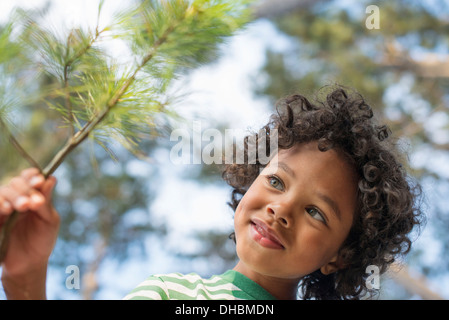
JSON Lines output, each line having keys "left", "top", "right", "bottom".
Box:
{"left": 233, "top": 190, "right": 263, "bottom": 249}
{"left": 234, "top": 184, "right": 266, "bottom": 219}
{"left": 291, "top": 229, "right": 339, "bottom": 266}
{"left": 233, "top": 198, "right": 246, "bottom": 239}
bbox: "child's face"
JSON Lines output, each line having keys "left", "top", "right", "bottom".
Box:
{"left": 234, "top": 141, "right": 358, "bottom": 281}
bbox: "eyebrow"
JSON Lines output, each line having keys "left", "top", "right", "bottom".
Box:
{"left": 277, "top": 162, "right": 296, "bottom": 178}
{"left": 316, "top": 192, "right": 342, "bottom": 221}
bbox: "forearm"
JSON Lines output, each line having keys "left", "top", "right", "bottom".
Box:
{"left": 1, "top": 264, "right": 48, "bottom": 300}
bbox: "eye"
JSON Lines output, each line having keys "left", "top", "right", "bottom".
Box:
{"left": 306, "top": 207, "right": 326, "bottom": 223}
{"left": 267, "top": 175, "right": 284, "bottom": 191}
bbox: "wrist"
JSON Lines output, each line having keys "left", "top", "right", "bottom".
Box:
{"left": 1, "top": 263, "right": 48, "bottom": 300}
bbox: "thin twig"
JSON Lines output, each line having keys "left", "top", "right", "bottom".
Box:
{"left": 42, "top": 22, "right": 180, "bottom": 178}
{"left": 0, "top": 117, "right": 42, "bottom": 171}
{"left": 64, "top": 33, "right": 75, "bottom": 137}
{"left": 63, "top": 28, "right": 105, "bottom": 138}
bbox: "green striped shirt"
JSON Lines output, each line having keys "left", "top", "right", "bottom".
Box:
{"left": 123, "top": 270, "right": 276, "bottom": 300}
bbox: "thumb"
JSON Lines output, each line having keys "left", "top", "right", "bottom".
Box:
{"left": 40, "top": 176, "right": 57, "bottom": 201}
{"left": 35, "top": 176, "right": 58, "bottom": 221}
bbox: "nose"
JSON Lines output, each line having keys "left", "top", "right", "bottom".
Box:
{"left": 266, "top": 204, "right": 291, "bottom": 227}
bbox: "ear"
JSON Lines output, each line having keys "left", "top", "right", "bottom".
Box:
{"left": 320, "top": 255, "right": 347, "bottom": 275}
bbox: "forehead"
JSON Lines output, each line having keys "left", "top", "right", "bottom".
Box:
{"left": 269, "top": 142, "right": 359, "bottom": 194}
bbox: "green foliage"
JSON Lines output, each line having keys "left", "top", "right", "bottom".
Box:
{"left": 0, "top": 24, "right": 21, "bottom": 67}
{"left": 0, "top": 24, "right": 23, "bottom": 125}
{"left": 0, "top": 0, "right": 252, "bottom": 174}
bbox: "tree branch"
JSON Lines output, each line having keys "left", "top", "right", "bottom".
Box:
{"left": 0, "top": 117, "right": 41, "bottom": 171}
{"left": 41, "top": 25, "right": 175, "bottom": 178}
{"left": 381, "top": 39, "right": 449, "bottom": 78}
{"left": 388, "top": 263, "right": 444, "bottom": 300}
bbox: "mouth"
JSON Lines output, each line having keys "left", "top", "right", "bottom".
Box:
{"left": 250, "top": 219, "right": 285, "bottom": 250}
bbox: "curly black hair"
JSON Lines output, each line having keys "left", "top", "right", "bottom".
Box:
{"left": 222, "top": 86, "right": 425, "bottom": 300}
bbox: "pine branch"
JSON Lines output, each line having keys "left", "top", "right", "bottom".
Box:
{"left": 0, "top": 4, "right": 188, "bottom": 262}
{"left": 43, "top": 16, "right": 180, "bottom": 178}
{"left": 0, "top": 0, "right": 252, "bottom": 264}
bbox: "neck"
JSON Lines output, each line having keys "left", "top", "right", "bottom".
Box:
{"left": 233, "top": 261, "right": 299, "bottom": 300}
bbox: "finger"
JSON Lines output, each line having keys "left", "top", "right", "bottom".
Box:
{"left": 35, "top": 176, "right": 59, "bottom": 223}
{"left": 38, "top": 176, "right": 57, "bottom": 200}
{"left": 20, "top": 167, "right": 41, "bottom": 177}
{"left": 28, "top": 190, "right": 46, "bottom": 212}
{"left": 20, "top": 168, "right": 45, "bottom": 189}
{"left": 0, "top": 195, "right": 13, "bottom": 216}
{"left": 9, "top": 175, "right": 32, "bottom": 195}
{"left": 8, "top": 176, "right": 32, "bottom": 212}
{"left": 0, "top": 184, "right": 30, "bottom": 212}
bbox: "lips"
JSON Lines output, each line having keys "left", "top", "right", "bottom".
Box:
{"left": 250, "top": 219, "right": 285, "bottom": 250}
